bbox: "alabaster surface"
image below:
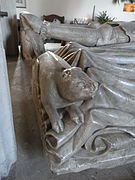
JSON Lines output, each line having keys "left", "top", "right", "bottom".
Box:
{"left": 32, "top": 42, "right": 135, "bottom": 174}
{"left": 20, "top": 13, "right": 45, "bottom": 62}
{"left": 20, "top": 13, "right": 135, "bottom": 63}
{"left": 21, "top": 10, "right": 135, "bottom": 175}
{"left": 41, "top": 21, "right": 135, "bottom": 46}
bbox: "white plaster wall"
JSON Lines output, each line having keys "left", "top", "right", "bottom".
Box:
{"left": 1, "top": 0, "right": 18, "bottom": 56}
{"left": 16, "top": 0, "right": 135, "bottom": 21}
{"left": 0, "top": 22, "right": 17, "bottom": 178}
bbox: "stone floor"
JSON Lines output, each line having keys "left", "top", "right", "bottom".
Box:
{"left": 3, "top": 55, "right": 135, "bottom": 180}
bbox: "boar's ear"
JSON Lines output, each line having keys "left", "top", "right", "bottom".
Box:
{"left": 62, "top": 68, "right": 72, "bottom": 80}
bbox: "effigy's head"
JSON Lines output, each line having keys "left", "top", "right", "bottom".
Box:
{"left": 58, "top": 67, "right": 98, "bottom": 102}
{"left": 20, "top": 12, "right": 42, "bottom": 33}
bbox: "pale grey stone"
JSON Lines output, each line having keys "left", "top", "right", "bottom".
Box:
{"left": 41, "top": 21, "right": 131, "bottom": 47}
{"left": 32, "top": 42, "right": 135, "bottom": 174}
{"left": 20, "top": 13, "right": 45, "bottom": 63}
{"left": 22, "top": 13, "right": 135, "bottom": 175}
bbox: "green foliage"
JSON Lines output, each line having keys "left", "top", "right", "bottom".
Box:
{"left": 96, "top": 11, "right": 115, "bottom": 24}
{"left": 113, "top": 0, "right": 135, "bottom": 4}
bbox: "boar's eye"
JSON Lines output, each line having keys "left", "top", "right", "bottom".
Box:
{"left": 78, "top": 82, "right": 86, "bottom": 89}
{"left": 62, "top": 69, "right": 71, "bottom": 80}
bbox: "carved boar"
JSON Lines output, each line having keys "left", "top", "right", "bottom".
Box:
{"left": 37, "top": 51, "right": 98, "bottom": 133}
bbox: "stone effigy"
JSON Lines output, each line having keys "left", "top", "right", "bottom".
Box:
{"left": 20, "top": 13, "right": 135, "bottom": 63}
{"left": 32, "top": 42, "right": 135, "bottom": 174}
{"left": 20, "top": 13, "right": 45, "bottom": 62}
{"left": 41, "top": 20, "right": 135, "bottom": 46}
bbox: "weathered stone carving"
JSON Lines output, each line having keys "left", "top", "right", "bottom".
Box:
{"left": 37, "top": 51, "right": 98, "bottom": 133}
{"left": 20, "top": 13, "right": 45, "bottom": 62}
{"left": 41, "top": 21, "right": 135, "bottom": 46}
{"left": 20, "top": 13, "right": 135, "bottom": 61}
{"left": 32, "top": 42, "right": 135, "bottom": 174}
{"left": 22, "top": 10, "right": 135, "bottom": 175}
